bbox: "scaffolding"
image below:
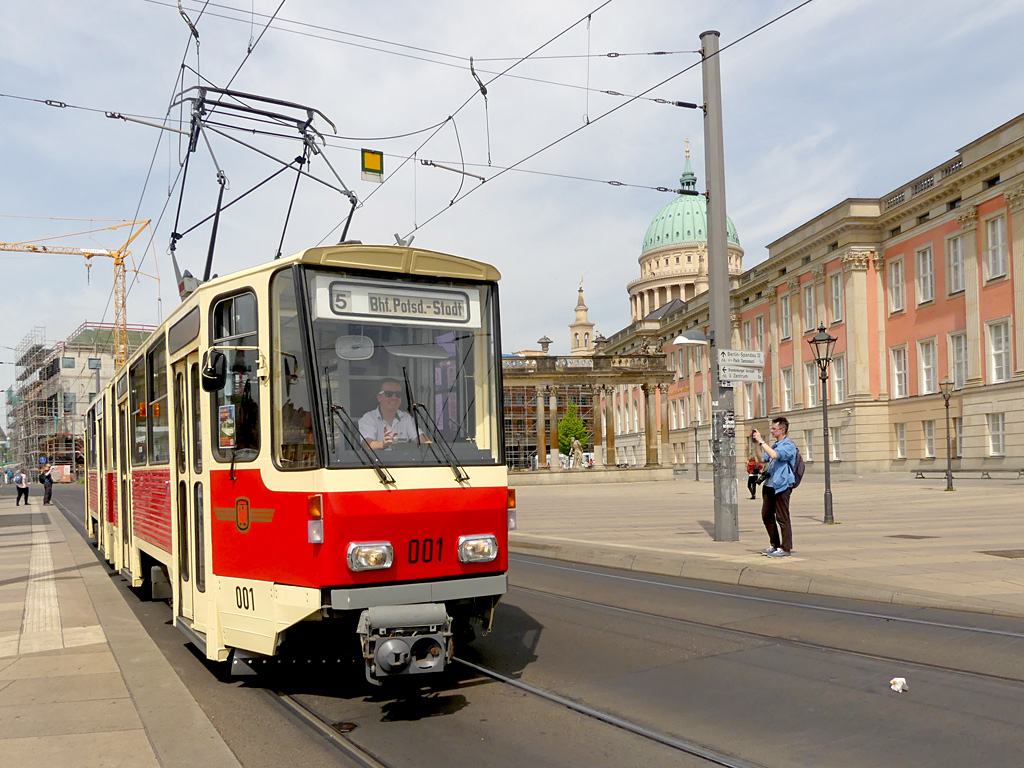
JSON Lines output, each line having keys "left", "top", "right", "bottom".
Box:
{"left": 6, "top": 322, "right": 156, "bottom": 477}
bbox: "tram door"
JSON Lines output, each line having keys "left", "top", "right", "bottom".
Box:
{"left": 117, "top": 402, "right": 131, "bottom": 572}
{"left": 172, "top": 354, "right": 205, "bottom": 626}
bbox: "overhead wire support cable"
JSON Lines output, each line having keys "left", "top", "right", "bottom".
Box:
{"left": 400, "top": 0, "right": 817, "bottom": 241}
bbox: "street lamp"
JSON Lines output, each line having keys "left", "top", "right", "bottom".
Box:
{"left": 939, "top": 375, "right": 955, "bottom": 492}
{"left": 808, "top": 323, "right": 837, "bottom": 524}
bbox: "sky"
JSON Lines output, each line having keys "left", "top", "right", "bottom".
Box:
{"left": 3, "top": 0, "right": 1024, "bottom": 420}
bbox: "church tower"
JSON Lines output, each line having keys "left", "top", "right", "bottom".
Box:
{"left": 568, "top": 279, "right": 595, "bottom": 356}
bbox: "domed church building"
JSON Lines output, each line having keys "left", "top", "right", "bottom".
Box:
{"left": 627, "top": 147, "right": 744, "bottom": 322}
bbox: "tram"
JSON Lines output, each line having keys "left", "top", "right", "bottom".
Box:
{"left": 84, "top": 243, "right": 512, "bottom": 684}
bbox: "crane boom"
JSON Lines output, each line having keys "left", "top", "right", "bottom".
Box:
{"left": 0, "top": 219, "right": 152, "bottom": 369}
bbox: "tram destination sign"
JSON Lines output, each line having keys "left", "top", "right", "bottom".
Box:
{"left": 718, "top": 349, "right": 765, "bottom": 367}
{"left": 314, "top": 275, "right": 481, "bottom": 328}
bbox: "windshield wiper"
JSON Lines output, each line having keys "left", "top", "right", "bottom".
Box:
{"left": 329, "top": 404, "right": 395, "bottom": 486}
{"left": 410, "top": 402, "right": 469, "bottom": 483}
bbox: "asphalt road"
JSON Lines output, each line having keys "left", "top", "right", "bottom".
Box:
{"left": 44, "top": 483, "right": 1024, "bottom": 768}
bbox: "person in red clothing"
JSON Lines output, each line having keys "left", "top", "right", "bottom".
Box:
{"left": 746, "top": 454, "right": 763, "bottom": 500}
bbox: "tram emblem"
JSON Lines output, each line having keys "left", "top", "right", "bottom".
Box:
{"left": 213, "top": 497, "right": 274, "bottom": 532}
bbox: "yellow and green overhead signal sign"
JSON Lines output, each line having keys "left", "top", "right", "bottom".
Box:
{"left": 361, "top": 149, "right": 384, "bottom": 183}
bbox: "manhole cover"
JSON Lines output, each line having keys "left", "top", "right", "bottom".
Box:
{"left": 886, "top": 535, "right": 939, "bottom": 540}
{"left": 979, "top": 549, "right": 1024, "bottom": 559}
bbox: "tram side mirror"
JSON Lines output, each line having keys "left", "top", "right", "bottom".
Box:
{"left": 201, "top": 351, "right": 227, "bottom": 392}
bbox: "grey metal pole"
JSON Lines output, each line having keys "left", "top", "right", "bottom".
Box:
{"left": 944, "top": 397, "right": 954, "bottom": 491}
{"left": 821, "top": 371, "right": 834, "bottom": 523}
{"left": 701, "top": 30, "right": 738, "bottom": 542}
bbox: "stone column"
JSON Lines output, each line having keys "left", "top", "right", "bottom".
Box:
{"left": 873, "top": 251, "right": 889, "bottom": 399}
{"left": 842, "top": 250, "right": 873, "bottom": 399}
{"left": 1006, "top": 184, "right": 1024, "bottom": 377}
{"left": 768, "top": 292, "right": 780, "bottom": 412}
{"left": 788, "top": 277, "right": 803, "bottom": 407}
{"left": 642, "top": 383, "right": 658, "bottom": 466}
{"left": 535, "top": 387, "right": 546, "bottom": 469}
{"left": 592, "top": 386, "right": 604, "bottom": 467}
{"left": 604, "top": 388, "right": 616, "bottom": 466}
{"left": 959, "top": 206, "right": 982, "bottom": 387}
{"left": 548, "top": 390, "right": 560, "bottom": 468}
{"left": 659, "top": 384, "right": 670, "bottom": 465}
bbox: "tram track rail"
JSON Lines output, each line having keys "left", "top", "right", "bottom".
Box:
{"left": 508, "top": 559, "right": 1024, "bottom": 686}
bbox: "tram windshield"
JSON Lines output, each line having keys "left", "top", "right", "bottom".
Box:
{"left": 271, "top": 267, "right": 502, "bottom": 470}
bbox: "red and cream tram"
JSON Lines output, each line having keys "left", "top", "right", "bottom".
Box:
{"left": 85, "top": 243, "right": 512, "bottom": 683}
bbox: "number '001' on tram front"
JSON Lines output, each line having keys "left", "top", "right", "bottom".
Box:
{"left": 84, "top": 244, "right": 513, "bottom": 684}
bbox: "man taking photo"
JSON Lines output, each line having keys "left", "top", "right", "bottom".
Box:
{"left": 751, "top": 417, "right": 797, "bottom": 558}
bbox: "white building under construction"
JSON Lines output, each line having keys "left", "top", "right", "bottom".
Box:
{"left": 5, "top": 322, "right": 155, "bottom": 478}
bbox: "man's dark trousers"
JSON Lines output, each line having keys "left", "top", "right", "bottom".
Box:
{"left": 761, "top": 485, "right": 793, "bottom": 552}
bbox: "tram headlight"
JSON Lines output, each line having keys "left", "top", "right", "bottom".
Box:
{"left": 457, "top": 534, "right": 498, "bottom": 563}
{"left": 347, "top": 542, "right": 394, "bottom": 571}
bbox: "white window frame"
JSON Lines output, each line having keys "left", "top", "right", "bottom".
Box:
{"left": 829, "top": 272, "right": 844, "bottom": 324}
{"left": 803, "top": 429, "right": 815, "bottom": 462}
{"left": 946, "top": 235, "right": 965, "bottom": 294}
{"left": 923, "top": 420, "right": 935, "bottom": 458}
{"left": 782, "top": 367, "right": 793, "bottom": 411}
{"left": 988, "top": 412, "right": 1005, "bottom": 456}
{"left": 803, "top": 284, "right": 817, "bottom": 331}
{"left": 805, "top": 362, "right": 819, "bottom": 408}
{"left": 831, "top": 355, "right": 846, "bottom": 404}
{"left": 742, "top": 320, "right": 752, "bottom": 351}
{"left": 915, "top": 246, "right": 934, "bottom": 304}
{"left": 890, "top": 346, "right": 908, "bottom": 399}
{"left": 744, "top": 383, "right": 755, "bottom": 420}
{"left": 756, "top": 382, "right": 767, "bottom": 419}
{"left": 895, "top": 422, "right": 907, "bottom": 459}
{"left": 949, "top": 332, "right": 968, "bottom": 390}
{"left": 952, "top": 416, "right": 963, "bottom": 458}
{"left": 779, "top": 295, "right": 792, "bottom": 340}
{"left": 986, "top": 319, "right": 1011, "bottom": 383}
{"left": 830, "top": 426, "right": 841, "bottom": 461}
{"left": 670, "top": 400, "right": 678, "bottom": 430}
{"left": 753, "top": 315, "right": 764, "bottom": 351}
{"left": 917, "top": 338, "right": 937, "bottom": 395}
{"left": 984, "top": 216, "right": 1007, "bottom": 281}
{"left": 888, "top": 258, "right": 905, "bottom": 313}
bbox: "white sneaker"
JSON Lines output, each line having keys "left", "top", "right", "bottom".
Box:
{"left": 760, "top": 547, "right": 777, "bottom": 555}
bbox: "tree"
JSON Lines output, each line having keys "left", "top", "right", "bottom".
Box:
{"left": 557, "top": 403, "right": 590, "bottom": 457}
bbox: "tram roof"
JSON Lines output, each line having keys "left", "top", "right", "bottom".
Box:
{"left": 291, "top": 243, "right": 501, "bottom": 282}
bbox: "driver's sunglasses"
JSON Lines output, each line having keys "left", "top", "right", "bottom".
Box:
{"left": 379, "top": 390, "right": 402, "bottom": 398}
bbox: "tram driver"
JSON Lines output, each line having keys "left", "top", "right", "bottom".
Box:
{"left": 358, "top": 378, "right": 430, "bottom": 450}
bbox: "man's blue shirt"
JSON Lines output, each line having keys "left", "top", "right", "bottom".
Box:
{"left": 763, "top": 437, "right": 797, "bottom": 491}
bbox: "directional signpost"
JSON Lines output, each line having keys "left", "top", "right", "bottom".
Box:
{"left": 718, "top": 349, "right": 765, "bottom": 386}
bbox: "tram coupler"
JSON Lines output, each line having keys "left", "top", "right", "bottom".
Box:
{"left": 356, "top": 604, "right": 453, "bottom": 685}
{"left": 229, "top": 648, "right": 262, "bottom": 676}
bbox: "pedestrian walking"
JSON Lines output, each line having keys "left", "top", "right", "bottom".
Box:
{"left": 751, "top": 417, "right": 797, "bottom": 558}
{"left": 40, "top": 463, "right": 54, "bottom": 505}
{"left": 14, "top": 468, "right": 29, "bottom": 506}
{"left": 746, "top": 453, "right": 763, "bottom": 500}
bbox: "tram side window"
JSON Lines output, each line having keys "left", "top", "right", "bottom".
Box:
{"left": 211, "top": 291, "right": 260, "bottom": 462}
{"left": 271, "top": 269, "right": 317, "bottom": 469}
{"left": 129, "top": 359, "right": 147, "bottom": 465}
{"left": 148, "top": 338, "right": 170, "bottom": 464}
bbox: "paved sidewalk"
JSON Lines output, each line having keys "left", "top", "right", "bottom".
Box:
{"left": 509, "top": 473, "right": 1024, "bottom": 618}
{"left": 0, "top": 494, "right": 240, "bottom": 768}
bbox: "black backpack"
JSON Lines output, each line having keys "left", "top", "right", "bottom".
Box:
{"left": 791, "top": 447, "right": 806, "bottom": 489}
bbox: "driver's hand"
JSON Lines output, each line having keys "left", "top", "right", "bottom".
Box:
{"left": 383, "top": 430, "right": 396, "bottom": 446}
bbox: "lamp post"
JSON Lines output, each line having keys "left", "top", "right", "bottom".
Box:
{"left": 939, "top": 376, "right": 955, "bottom": 492}
{"left": 693, "top": 423, "right": 699, "bottom": 482}
{"left": 808, "top": 324, "right": 837, "bottom": 524}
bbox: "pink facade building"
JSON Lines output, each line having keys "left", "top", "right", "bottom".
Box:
{"left": 604, "top": 114, "right": 1024, "bottom": 474}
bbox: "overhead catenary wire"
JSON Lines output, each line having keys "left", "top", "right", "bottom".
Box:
{"left": 145, "top": 0, "right": 692, "bottom": 107}
{"left": 399, "top": 0, "right": 818, "bottom": 240}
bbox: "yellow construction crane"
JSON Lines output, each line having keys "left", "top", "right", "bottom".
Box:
{"left": 0, "top": 219, "right": 155, "bottom": 369}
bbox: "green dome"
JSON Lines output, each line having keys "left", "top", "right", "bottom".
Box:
{"left": 641, "top": 157, "right": 740, "bottom": 254}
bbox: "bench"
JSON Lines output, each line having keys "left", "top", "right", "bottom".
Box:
{"left": 913, "top": 469, "right": 1024, "bottom": 479}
